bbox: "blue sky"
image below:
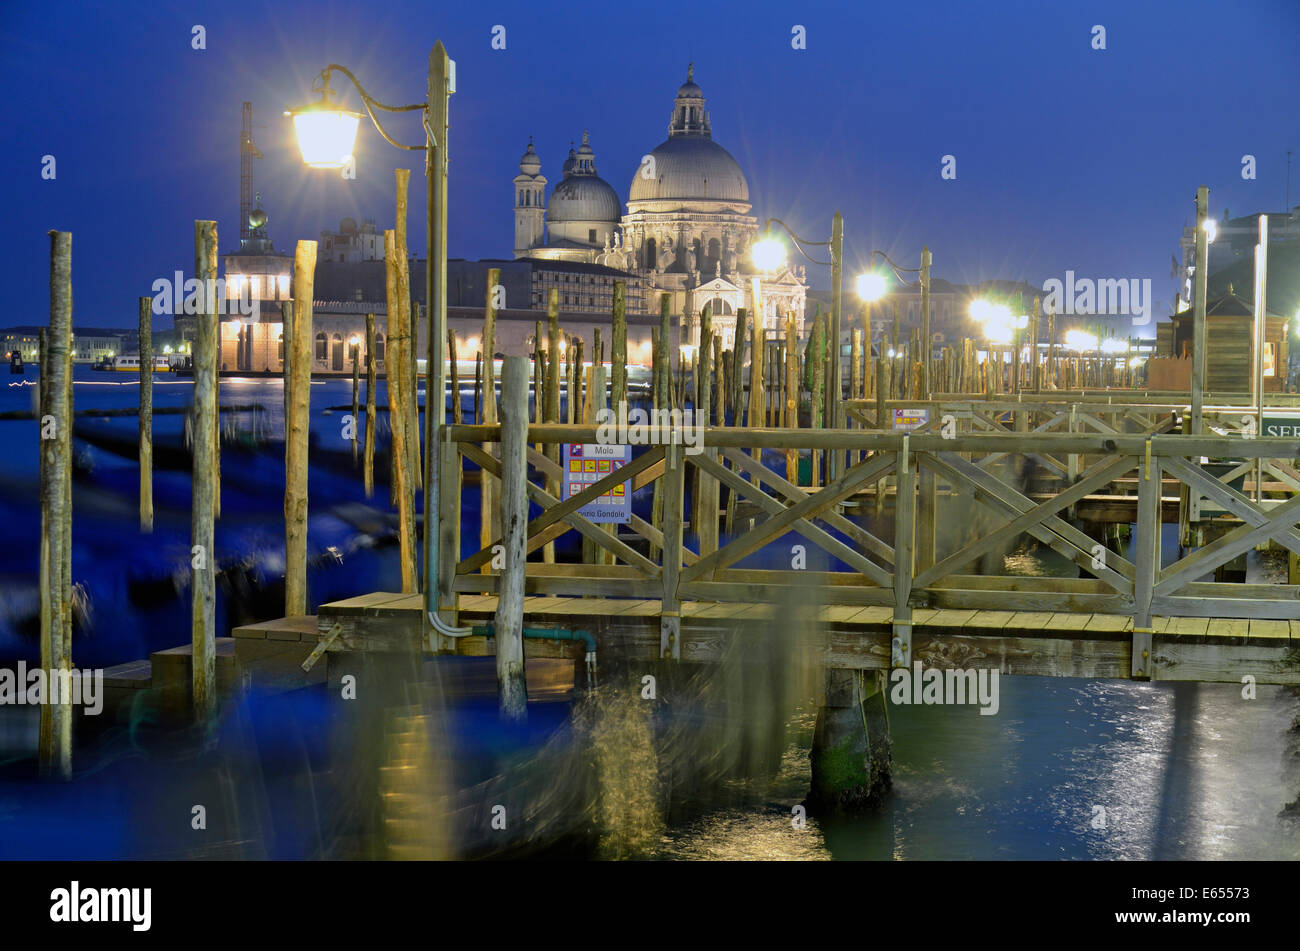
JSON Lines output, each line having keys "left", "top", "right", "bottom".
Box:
{"left": 1, "top": 0, "right": 1296, "bottom": 328}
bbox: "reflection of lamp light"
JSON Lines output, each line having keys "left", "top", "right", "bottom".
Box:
{"left": 1202, "top": 218, "right": 1217, "bottom": 243}
{"left": 1100, "top": 338, "right": 1128, "bottom": 355}
{"left": 1128, "top": 356, "right": 1146, "bottom": 368}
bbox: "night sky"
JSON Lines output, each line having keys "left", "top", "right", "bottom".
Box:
{"left": 2, "top": 0, "right": 1296, "bottom": 330}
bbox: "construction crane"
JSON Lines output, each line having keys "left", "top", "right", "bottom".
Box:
{"left": 240, "top": 101, "right": 265, "bottom": 246}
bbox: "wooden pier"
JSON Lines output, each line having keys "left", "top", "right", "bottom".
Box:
{"left": 278, "top": 418, "right": 1300, "bottom": 687}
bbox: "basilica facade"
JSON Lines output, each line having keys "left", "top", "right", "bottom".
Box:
{"left": 512, "top": 66, "right": 807, "bottom": 349}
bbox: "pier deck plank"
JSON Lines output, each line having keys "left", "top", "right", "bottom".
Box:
{"left": 302, "top": 591, "right": 1300, "bottom": 684}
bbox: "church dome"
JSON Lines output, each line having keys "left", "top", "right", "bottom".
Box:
{"left": 546, "top": 131, "right": 621, "bottom": 224}
{"left": 629, "top": 136, "right": 749, "bottom": 203}
{"left": 547, "top": 175, "right": 621, "bottom": 223}
{"left": 628, "top": 65, "right": 749, "bottom": 205}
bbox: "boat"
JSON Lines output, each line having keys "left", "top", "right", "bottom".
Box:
{"left": 92, "top": 355, "right": 173, "bottom": 372}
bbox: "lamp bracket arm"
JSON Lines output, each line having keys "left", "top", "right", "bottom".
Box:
{"left": 322, "top": 64, "right": 428, "bottom": 152}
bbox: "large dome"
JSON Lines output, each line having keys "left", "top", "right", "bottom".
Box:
{"left": 547, "top": 175, "right": 621, "bottom": 223}
{"left": 628, "top": 65, "right": 750, "bottom": 205}
{"left": 628, "top": 136, "right": 749, "bottom": 203}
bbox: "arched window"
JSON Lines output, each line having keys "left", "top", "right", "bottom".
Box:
{"left": 315, "top": 332, "right": 327, "bottom": 360}
{"left": 332, "top": 333, "right": 344, "bottom": 371}
{"left": 707, "top": 237, "right": 721, "bottom": 273}
{"left": 644, "top": 237, "right": 657, "bottom": 270}
{"left": 277, "top": 333, "right": 285, "bottom": 364}
{"left": 375, "top": 332, "right": 385, "bottom": 362}
{"left": 706, "top": 296, "right": 734, "bottom": 316}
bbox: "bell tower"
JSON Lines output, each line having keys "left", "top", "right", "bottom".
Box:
{"left": 513, "top": 138, "right": 547, "bottom": 257}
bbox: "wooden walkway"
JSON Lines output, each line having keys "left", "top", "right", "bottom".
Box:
{"left": 304, "top": 591, "right": 1300, "bottom": 685}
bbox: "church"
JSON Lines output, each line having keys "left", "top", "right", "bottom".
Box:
{"left": 512, "top": 65, "right": 807, "bottom": 349}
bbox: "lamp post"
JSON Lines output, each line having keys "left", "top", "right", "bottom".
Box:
{"left": 287, "top": 42, "right": 466, "bottom": 643}
{"left": 753, "top": 214, "right": 843, "bottom": 450}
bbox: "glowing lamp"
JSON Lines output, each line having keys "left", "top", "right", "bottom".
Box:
{"left": 287, "top": 102, "right": 361, "bottom": 169}
{"left": 856, "top": 272, "right": 887, "bottom": 302}
{"left": 751, "top": 237, "right": 786, "bottom": 272}
{"left": 1064, "top": 329, "right": 1097, "bottom": 352}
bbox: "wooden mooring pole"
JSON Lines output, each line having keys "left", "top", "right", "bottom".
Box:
{"left": 39, "top": 231, "right": 73, "bottom": 776}
{"left": 495, "top": 356, "right": 529, "bottom": 721}
{"left": 138, "top": 296, "right": 153, "bottom": 533}
{"left": 364, "top": 312, "right": 376, "bottom": 498}
{"left": 351, "top": 333, "right": 360, "bottom": 463}
{"left": 479, "top": 270, "right": 499, "bottom": 576}
{"left": 285, "top": 239, "right": 316, "bottom": 615}
{"left": 192, "top": 220, "right": 219, "bottom": 720}
{"left": 385, "top": 229, "right": 416, "bottom": 591}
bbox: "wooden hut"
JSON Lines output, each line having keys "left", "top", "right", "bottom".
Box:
{"left": 1157, "top": 291, "right": 1288, "bottom": 393}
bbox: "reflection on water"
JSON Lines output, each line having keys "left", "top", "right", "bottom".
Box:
{"left": 655, "top": 681, "right": 1300, "bottom": 861}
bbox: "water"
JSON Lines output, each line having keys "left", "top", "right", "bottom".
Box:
{"left": 1, "top": 366, "right": 1297, "bottom": 859}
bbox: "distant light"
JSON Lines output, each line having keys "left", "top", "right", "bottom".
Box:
{"left": 1064, "top": 329, "right": 1097, "bottom": 352}
{"left": 969, "top": 299, "right": 992, "bottom": 322}
{"left": 751, "top": 237, "right": 786, "bottom": 272}
{"left": 1202, "top": 218, "right": 1217, "bottom": 243}
{"left": 856, "top": 272, "right": 887, "bottom": 302}
{"left": 1100, "top": 338, "right": 1128, "bottom": 354}
{"left": 887, "top": 349, "right": 896, "bottom": 358}
{"left": 985, "top": 322, "right": 1013, "bottom": 345}
{"left": 287, "top": 102, "right": 361, "bottom": 169}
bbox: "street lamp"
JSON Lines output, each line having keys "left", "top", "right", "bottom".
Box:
{"left": 755, "top": 215, "right": 845, "bottom": 471}
{"left": 288, "top": 44, "right": 465, "bottom": 643}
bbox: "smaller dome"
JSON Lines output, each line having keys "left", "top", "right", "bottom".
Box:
{"left": 519, "top": 139, "right": 541, "bottom": 175}
{"left": 248, "top": 207, "right": 267, "bottom": 230}
{"left": 339, "top": 217, "right": 357, "bottom": 234}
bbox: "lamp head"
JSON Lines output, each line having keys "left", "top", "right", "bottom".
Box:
{"left": 856, "top": 272, "right": 887, "bottom": 302}
{"left": 286, "top": 73, "right": 360, "bottom": 169}
{"left": 751, "top": 236, "right": 786, "bottom": 272}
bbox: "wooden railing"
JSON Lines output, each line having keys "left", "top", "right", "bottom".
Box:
{"left": 438, "top": 424, "right": 1300, "bottom": 668}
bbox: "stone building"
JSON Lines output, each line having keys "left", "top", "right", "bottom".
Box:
{"left": 512, "top": 65, "right": 807, "bottom": 349}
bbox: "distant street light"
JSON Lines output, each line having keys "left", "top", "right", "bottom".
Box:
{"left": 1203, "top": 218, "right": 1218, "bottom": 243}
{"left": 1064, "top": 329, "right": 1098, "bottom": 352}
